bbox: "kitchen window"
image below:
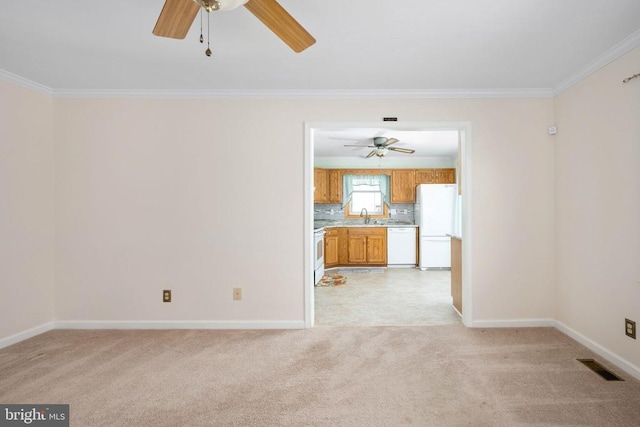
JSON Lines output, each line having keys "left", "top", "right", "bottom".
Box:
{"left": 342, "top": 174, "right": 390, "bottom": 218}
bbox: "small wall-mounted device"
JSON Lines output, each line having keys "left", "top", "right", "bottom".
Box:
{"left": 548, "top": 126, "right": 558, "bottom": 135}
{"left": 625, "top": 318, "right": 636, "bottom": 339}
{"left": 383, "top": 117, "right": 398, "bottom": 121}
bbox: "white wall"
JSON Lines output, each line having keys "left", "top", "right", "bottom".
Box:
{"left": 554, "top": 46, "right": 640, "bottom": 368}
{"left": 0, "top": 81, "right": 54, "bottom": 339}
{"left": 3, "top": 55, "right": 637, "bottom": 375}
{"left": 52, "top": 97, "right": 555, "bottom": 325}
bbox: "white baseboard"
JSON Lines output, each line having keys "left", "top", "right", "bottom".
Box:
{"left": 0, "top": 320, "right": 305, "bottom": 349}
{"left": 0, "top": 322, "right": 55, "bottom": 350}
{"left": 54, "top": 320, "right": 306, "bottom": 330}
{"left": 469, "top": 318, "right": 556, "bottom": 328}
{"left": 553, "top": 320, "right": 640, "bottom": 381}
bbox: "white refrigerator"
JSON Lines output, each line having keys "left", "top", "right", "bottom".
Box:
{"left": 414, "top": 184, "right": 457, "bottom": 269}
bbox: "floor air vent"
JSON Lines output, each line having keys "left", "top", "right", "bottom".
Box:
{"left": 577, "top": 359, "right": 624, "bottom": 381}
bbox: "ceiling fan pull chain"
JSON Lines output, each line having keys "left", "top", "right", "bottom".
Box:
{"left": 199, "top": 9, "right": 204, "bottom": 43}
{"left": 205, "top": 11, "right": 212, "bottom": 57}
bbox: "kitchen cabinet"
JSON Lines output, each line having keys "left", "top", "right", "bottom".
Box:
{"left": 390, "top": 170, "right": 416, "bottom": 203}
{"left": 337, "top": 228, "right": 349, "bottom": 265}
{"left": 318, "top": 168, "right": 455, "bottom": 204}
{"left": 347, "top": 234, "right": 367, "bottom": 264}
{"left": 415, "top": 168, "right": 456, "bottom": 185}
{"left": 434, "top": 168, "right": 456, "bottom": 184}
{"left": 327, "top": 169, "right": 342, "bottom": 203}
{"left": 314, "top": 168, "right": 328, "bottom": 203}
{"left": 314, "top": 169, "right": 342, "bottom": 204}
{"left": 457, "top": 137, "right": 462, "bottom": 195}
{"left": 414, "top": 169, "right": 435, "bottom": 184}
{"left": 324, "top": 228, "right": 339, "bottom": 267}
{"left": 346, "top": 227, "right": 387, "bottom": 265}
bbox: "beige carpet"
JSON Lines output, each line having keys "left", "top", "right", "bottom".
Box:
{"left": 315, "top": 268, "right": 461, "bottom": 326}
{"left": 1, "top": 326, "right": 640, "bottom": 426}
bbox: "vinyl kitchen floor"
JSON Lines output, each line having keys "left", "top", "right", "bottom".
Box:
{"left": 314, "top": 268, "right": 462, "bottom": 326}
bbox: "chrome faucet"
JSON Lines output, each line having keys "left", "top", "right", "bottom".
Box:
{"left": 360, "top": 208, "right": 370, "bottom": 224}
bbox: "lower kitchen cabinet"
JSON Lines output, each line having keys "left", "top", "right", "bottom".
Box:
{"left": 323, "top": 227, "right": 388, "bottom": 267}
{"left": 347, "top": 234, "right": 367, "bottom": 264}
{"left": 346, "top": 227, "right": 387, "bottom": 266}
{"left": 324, "top": 228, "right": 339, "bottom": 267}
{"left": 366, "top": 233, "right": 387, "bottom": 264}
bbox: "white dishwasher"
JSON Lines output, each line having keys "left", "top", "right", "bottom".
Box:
{"left": 387, "top": 227, "right": 417, "bottom": 267}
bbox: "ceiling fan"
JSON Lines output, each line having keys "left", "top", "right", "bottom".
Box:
{"left": 153, "top": 0, "right": 316, "bottom": 55}
{"left": 345, "top": 137, "right": 416, "bottom": 158}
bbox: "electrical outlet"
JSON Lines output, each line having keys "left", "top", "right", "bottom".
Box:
{"left": 233, "top": 287, "right": 242, "bottom": 301}
{"left": 625, "top": 318, "right": 636, "bottom": 339}
{"left": 163, "top": 290, "right": 171, "bottom": 303}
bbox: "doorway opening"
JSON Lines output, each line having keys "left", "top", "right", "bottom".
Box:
{"left": 304, "top": 122, "right": 473, "bottom": 328}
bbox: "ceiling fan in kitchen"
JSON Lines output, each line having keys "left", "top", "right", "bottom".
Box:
{"left": 345, "top": 137, "right": 416, "bottom": 158}
{"left": 153, "top": 0, "right": 316, "bottom": 56}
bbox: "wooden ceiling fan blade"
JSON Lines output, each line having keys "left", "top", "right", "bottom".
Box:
{"left": 383, "top": 138, "right": 399, "bottom": 147}
{"left": 153, "top": 0, "right": 200, "bottom": 39}
{"left": 244, "top": 0, "right": 316, "bottom": 52}
{"left": 388, "top": 147, "right": 415, "bottom": 154}
{"left": 366, "top": 150, "right": 377, "bottom": 158}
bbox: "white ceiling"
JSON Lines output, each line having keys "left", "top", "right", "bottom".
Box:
{"left": 2, "top": 1, "right": 639, "bottom": 160}
{"left": 1, "top": 0, "right": 639, "bottom": 93}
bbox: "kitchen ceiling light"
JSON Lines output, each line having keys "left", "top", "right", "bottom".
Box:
{"left": 375, "top": 147, "right": 388, "bottom": 157}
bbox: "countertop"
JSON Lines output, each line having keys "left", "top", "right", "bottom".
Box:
{"left": 314, "top": 220, "right": 418, "bottom": 231}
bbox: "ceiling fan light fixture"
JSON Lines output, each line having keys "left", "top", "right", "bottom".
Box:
{"left": 193, "top": 0, "right": 220, "bottom": 13}
{"left": 375, "top": 147, "right": 388, "bottom": 157}
{"left": 193, "top": 0, "right": 248, "bottom": 12}
{"left": 219, "top": 0, "right": 250, "bottom": 10}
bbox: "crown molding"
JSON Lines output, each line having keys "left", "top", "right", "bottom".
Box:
{"left": 51, "top": 87, "right": 554, "bottom": 99}
{"left": 554, "top": 28, "right": 640, "bottom": 96}
{"left": 0, "top": 69, "right": 53, "bottom": 96}
{"left": 0, "top": 69, "right": 552, "bottom": 100}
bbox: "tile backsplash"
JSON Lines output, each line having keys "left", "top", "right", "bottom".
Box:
{"left": 314, "top": 203, "right": 415, "bottom": 223}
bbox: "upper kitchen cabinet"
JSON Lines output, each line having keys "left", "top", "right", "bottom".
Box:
{"left": 327, "top": 169, "right": 343, "bottom": 203}
{"left": 434, "top": 168, "right": 456, "bottom": 184}
{"left": 415, "top": 168, "right": 456, "bottom": 185}
{"left": 314, "top": 168, "right": 328, "bottom": 203}
{"left": 316, "top": 168, "right": 454, "bottom": 204}
{"left": 391, "top": 170, "right": 416, "bottom": 203}
{"left": 314, "top": 169, "right": 343, "bottom": 204}
{"left": 415, "top": 169, "right": 435, "bottom": 184}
